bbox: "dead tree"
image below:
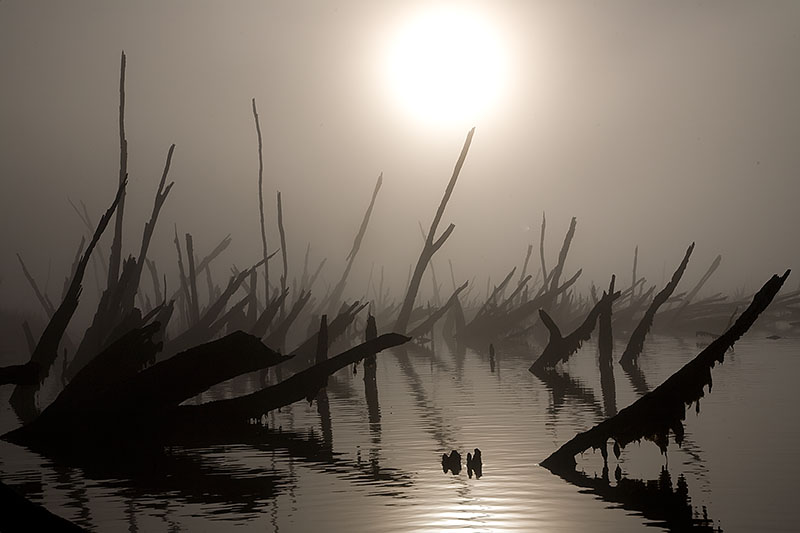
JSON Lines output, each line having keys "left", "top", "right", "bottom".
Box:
{"left": 619, "top": 243, "right": 694, "bottom": 369}
{"left": 541, "top": 269, "right": 790, "bottom": 471}
{"left": 598, "top": 275, "right": 617, "bottom": 416}
{"left": 529, "top": 287, "right": 620, "bottom": 373}
{"left": 407, "top": 281, "right": 469, "bottom": 339}
{"left": 668, "top": 254, "right": 722, "bottom": 326}
{"left": 252, "top": 98, "right": 270, "bottom": 303}
{"left": 10, "top": 180, "right": 126, "bottom": 420}
{"left": 107, "top": 51, "right": 128, "bottom": 293}
{"left": 276, "top": 191, "right": 288, "bottom": 317}
{"left": 326, "top": 174, "right": 383, "bottom": 315}
{"left": 395, "top": 128, "right": 474, "bottom": 333}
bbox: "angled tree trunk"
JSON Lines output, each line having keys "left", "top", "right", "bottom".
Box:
{"left": 395, "top": 128, "right": 474, "bottom": 333}
{"left": 619, "top": 243, "right": 694, "bottom": 368}
{"left": 10, "top": 180, "right": 126, "bottom": 420}
{"left": 327, "top": 174, "right": 382, "bottom": 314}
{"left": 541, "top": 269, "right": 789, "bottom": 471}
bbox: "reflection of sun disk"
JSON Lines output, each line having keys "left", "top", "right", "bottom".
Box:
{"left": 387, "top": 8, "right": 507, "bottom": 125}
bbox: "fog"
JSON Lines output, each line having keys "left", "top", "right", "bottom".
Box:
{"left": 2, "top": 0, "right": 799, "bottom": 320}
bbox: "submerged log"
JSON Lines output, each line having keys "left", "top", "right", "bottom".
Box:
{"left": 6, "top": 331, "right": 291, "bottom": 446}
{"left": 619, "top": 243, "right": 694, "bottom": 368}
{"left": 540, "top": 269, "right": 790, "bottom": 471}
{"left": 166, "top": 333, "right": 410, "bottom": 431}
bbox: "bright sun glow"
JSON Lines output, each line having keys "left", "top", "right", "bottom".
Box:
{"left": 386, "top": 7, "right": 508, "bottom": 126}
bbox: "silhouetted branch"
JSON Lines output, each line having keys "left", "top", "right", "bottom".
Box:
{"left": 252, "top": 98, "right": 270, "bottom": 303}
{"left": 10, "top": 179, "right": 126, "bottom": 420}
{"left": 619, "top": 243, "right": 694, "bottom": 368}
{"left": 530, "top": 287, "right": 620, "bottom": 372}
{"left": 395, "top": 128, "right": 474, "bottom": 333}
{"left": 541, "top": 269, "right": 790, "bottom": 471}
{"left": 108, "top": 50, "right": 128, "bottom": 292}
{"left": 407, "top": 281, "right": 468, "bottom": 338}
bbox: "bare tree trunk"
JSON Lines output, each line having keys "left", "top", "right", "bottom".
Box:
{"left": 252, "top": 98, "right": 270, "bottom": 304}
{"left": 326, "top": 174, "right": 383, "bottom": 314}
{"left": 395, "top": 128, "right": 474, "bottom": 333}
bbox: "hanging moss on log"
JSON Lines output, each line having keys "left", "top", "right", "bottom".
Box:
{"left": 540, "top": 269, "right": 790, "bottom": 471}
{"left": 619, "top": 243, "right": 694, "bottom": 369}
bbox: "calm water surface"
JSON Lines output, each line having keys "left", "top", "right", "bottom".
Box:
{"left": 1, "top": 334, "right": 798, "bottom": 531}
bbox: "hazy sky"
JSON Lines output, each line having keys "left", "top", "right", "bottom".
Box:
{"left": 1, "top": 1, "right": 799, "bottom": 317}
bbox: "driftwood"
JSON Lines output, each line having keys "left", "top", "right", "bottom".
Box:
{"left": 395, "top": 128, "right": 474, "bottom": 333}
{"left": 619, "top": 243, "right": 694, "bottom": 368}
{"left": 540, "top": 269, "right": 790, "bottom": 470}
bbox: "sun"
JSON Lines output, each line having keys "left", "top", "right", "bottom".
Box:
{"left": 386, "top": 6, "right": 508, "bottom": 126}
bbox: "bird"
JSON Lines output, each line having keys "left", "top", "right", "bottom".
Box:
{"left": 441, "top": 450, "right": 462, "bottom": 475}
{"left": 467, "top": 448, "right": 482, "bottom": 479}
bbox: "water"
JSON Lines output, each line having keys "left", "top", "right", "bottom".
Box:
{"left": 1, "top": 334, "right": 798, "bottom": 531}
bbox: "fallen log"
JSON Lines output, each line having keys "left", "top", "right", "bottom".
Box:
{"left": 165, "top": 332, "right": 410, "bottom": 430}
{"left": 540, "top": 269, "right": 790, "bottom": 471}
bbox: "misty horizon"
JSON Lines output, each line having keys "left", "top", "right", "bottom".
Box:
{"left": 2, "top": 1, "right": 799, "bottom": 320}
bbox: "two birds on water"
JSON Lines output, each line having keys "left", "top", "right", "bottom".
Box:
{"left": 442, "top": 448, "right": 482, "bottom": 478}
